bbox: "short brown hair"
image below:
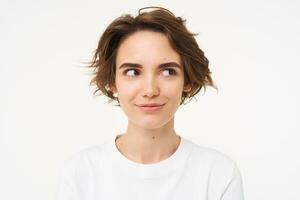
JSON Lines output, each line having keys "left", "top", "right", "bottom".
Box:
{"left": 88, "top": 6, "right": 217, "bottom": 105}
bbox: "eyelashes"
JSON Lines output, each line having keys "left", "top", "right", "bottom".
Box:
{"left": 123, "top": 68, "right": 177, "bottom": 77}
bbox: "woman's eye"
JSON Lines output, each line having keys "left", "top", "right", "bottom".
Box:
{"left": 124, "top": 69, "right": 139, "bottom": 77}
{"left": 123, "top": 68, "right": 176, "bottom": 77}
{"left": 162, "top": 68, "right": 176, "bottom": 76}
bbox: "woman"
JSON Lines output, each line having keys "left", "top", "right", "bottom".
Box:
{"left": 56, "top": 6, "right": 244, "bottom": 200}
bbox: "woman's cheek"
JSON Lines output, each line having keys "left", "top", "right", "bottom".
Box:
{"left": 118, "top": 81, "right": 140, "bottom": 99}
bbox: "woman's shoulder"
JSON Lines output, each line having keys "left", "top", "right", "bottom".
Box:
{"left": 60, "top": 140, "right": 110, "bottom": 172}
{"left": 184, "top": 138, "right": 239, "bottom": 171}
{"left": 183, "top": 138, "right": 242, "bottom": 186}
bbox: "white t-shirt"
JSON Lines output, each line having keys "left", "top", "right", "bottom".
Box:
{"left": 56, "top": 135, "right": 244, "bottom": 200}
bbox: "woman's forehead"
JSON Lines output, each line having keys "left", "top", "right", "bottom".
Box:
{"left": 116, "top": 30, "right": 181, "bottom": 67}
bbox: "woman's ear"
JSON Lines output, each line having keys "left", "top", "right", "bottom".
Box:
{"left": 183, "top": 84, "right": 192, "bottom": 92}
{"left": 110, "top": 85, "right": 117, "bottom": 93}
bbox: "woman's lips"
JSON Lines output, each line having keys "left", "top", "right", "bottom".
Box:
{"left": 136, "top": 104, "right": 165, "bottom": 112}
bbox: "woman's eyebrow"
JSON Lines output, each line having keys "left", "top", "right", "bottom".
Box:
{"left": 118, "top": 62, "right": 182, "bottom": 70}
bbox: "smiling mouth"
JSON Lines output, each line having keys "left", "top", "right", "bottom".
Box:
{"left": 135, "top": 104, "right": 165, "bottom": 112}
{"left": 136, "top": 103, "right": 165, "bottom": 107}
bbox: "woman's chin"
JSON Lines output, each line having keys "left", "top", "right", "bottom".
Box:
{"left": 131, "top": 117, "right": 173, "bottom": 130}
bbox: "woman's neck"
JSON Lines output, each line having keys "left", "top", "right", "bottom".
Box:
{"left": 115, "top": 119, "right": 181, "bottom": 164}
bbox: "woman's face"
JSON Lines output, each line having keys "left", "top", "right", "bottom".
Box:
{"left": 114, "top": 30, "right": 188, "bottom": 129}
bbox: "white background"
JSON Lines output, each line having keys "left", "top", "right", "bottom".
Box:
{"left": 1, "top": 0, "right": 299, "bottom": 199}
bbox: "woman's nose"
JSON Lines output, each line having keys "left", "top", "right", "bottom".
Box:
{"left": 142, "top": 76, "right": 160, "bottom": 98}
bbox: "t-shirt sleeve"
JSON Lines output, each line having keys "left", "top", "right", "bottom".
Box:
{"left": 56, "top": 158, "right": 77, "bottom": 200}
{"left": 221, "top": 162, "right": 244, "bottom": 200}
